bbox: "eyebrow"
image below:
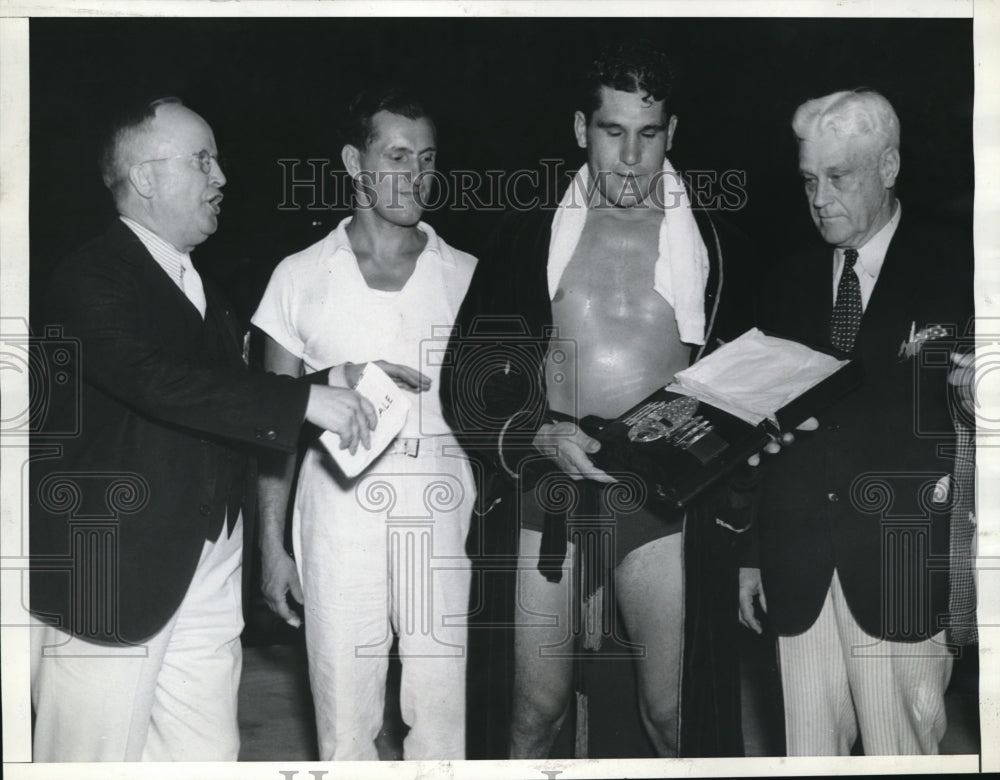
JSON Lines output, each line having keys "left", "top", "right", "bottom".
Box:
{"left": 594, "top": 120, "right": 667, "bottom": 132}
{"left": 799, "top": 165, "right": 851, "bottom": 177}
{"left": 383, "top": 144, "right": 437, "bottom": 155}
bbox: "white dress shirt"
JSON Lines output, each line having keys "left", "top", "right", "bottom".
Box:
{"left": 120, "top": 216, "right": 206, "bottom": 318}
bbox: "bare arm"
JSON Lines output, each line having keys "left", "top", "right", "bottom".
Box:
{"left": 258, "top": 335, "right": 307, "bottom": 627}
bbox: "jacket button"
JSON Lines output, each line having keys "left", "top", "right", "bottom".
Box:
{"left": 266, "top": 430, "right": 277, "bottom": 441}
{"left": 199, "top": 504, "right": 212, "bottom": 516}
{"left": 254, "top": 428, "right": 263, "bottom": 439}
{"left": 827, "top": 492, "right": 839, "bottom": 502}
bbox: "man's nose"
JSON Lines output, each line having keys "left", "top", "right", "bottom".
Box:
{"left": 621, "top": 135, "right": 640, "bottom": 166}
{"left": 210, "top": 158, "right": 226, "bottom": 187}
{"left": 811, "top": 178, "right": 832, "bottom": 209}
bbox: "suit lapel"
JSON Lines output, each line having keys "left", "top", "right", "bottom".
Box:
{"left": 854, "top": 219, "right": 914, "bottom": 356}
{"left": 791, "top": 243, "right": 835, "bottom": 349}
{"left": 107, "top": 220, "right": 207, "bottom": 327}
{"left": 107, "top": 221, "right": 244, "bottom": 365}
{"left": 202, "top": 280, "right": 244, "bottom": 362}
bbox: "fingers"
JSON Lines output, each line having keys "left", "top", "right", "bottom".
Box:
{"left": 738, "top": 568, "right": 765, "bottom": 633}
{"left": 358, "top": 395, "right": 377, "bottom": 431}
{"left": 746, "top": 453, "right": 761, "bottom": 468}
{"left": 738, "top": 593, "right": 762, "bottom": 634}
{"left": 581, "top": 466, "right": 617, "bottom": 483}
{"left": 262, "top": 557, "right": 303, "bottom": 628}
{"left": 948, "top": 352, "right": 976, "bottom": 421}
{"left": 796, "top": 417, "right": 819, "bottom": 432}
{"left": 342, "top": 362, "right": 363, "bottom": 389}
{"left": 288, "top": 572, "right": 304, "bottom": 607}
{"left": 573, "top": 429, "right": 602, "bottom": 455}
{"left": 760, "top": 416, "right": 818, "bottom": 458}
{"left": 274, "top": 596, "right": 302, "bottom": 629}
{"left": 534, "top": 422, "right": 615, "bottom": 482}
{"left": 377, "top": 361, "right": 432, "bottom": 391}
{"left": 338, "top": 393, "right": 377, "bottom": 453}
{"left": 951, "top": 351, "right": 975, "bottom": 369}
{"left": 948, "top": 351, "right": 975, "bottom": 390}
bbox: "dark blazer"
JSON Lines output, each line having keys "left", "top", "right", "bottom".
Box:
{"left": 756, "top": 213, "right": 973, "bottom": 641}
{"left": 440, "top": 205, "right": 760, "bottom": 758}
{"left": 30, "top": 220, "right": 314, "bottom": 645}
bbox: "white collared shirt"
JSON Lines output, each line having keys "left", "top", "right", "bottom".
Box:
{"left": 251, "top": 217, "right": 477, "bottom": 438}
{"left": 831, "top": 202, "right": 901, "bottom": 312}
{"left": 120, "top": 216, "right": 192, "bottom": 290}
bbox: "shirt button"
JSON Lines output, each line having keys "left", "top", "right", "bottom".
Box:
{"left": 199, "top": 504, "right": 212, "bottom": 516}
{"left": 827, "top": 492, "right": 839, "bottom": 502}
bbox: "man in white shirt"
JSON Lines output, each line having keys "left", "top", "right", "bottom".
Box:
{"left": 252, "top": 87, "right": 477, "bottom": 760}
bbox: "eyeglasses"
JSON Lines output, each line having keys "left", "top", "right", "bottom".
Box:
{"left": 136, "top": 149, "right": 223, "bottom": 174}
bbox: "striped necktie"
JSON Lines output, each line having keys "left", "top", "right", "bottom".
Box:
{"left": 831, "top": 248, "right": 862, "bottom": 352}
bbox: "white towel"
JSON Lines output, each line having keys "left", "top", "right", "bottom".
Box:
{"left": 546, "top": 159, "right": 709, "bottom": 345}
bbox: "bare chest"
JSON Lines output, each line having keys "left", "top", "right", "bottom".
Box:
{"left": 552, "top": 212, "right": 670, "bottom": 330}
{"left": 355, "top": 252, "right": 420, "bottom": 292}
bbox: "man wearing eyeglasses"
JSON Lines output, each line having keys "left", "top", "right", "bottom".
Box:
{"left": 29, "top": 96, "right": 379, "bottom": 761}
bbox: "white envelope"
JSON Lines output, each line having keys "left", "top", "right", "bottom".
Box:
{"left": 319, "top": 362, "right": 411, "bottom": 478}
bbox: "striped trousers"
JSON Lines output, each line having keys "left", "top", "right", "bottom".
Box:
{"left": 777, "top": 569, "right": 953, "bottom": 755}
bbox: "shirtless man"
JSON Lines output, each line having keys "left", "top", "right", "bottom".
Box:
{"left": 442, "top": 41, "right": 758, "bottom": 758}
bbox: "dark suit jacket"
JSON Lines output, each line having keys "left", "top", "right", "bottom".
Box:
{"left": 30, "top": 220, "right": 314, "bottom": 644}
{"left": 440, "top": 205, "right": 760, "bottom": 758}
{"left": 756, "top": 213, "right": 973, "bottom": 641}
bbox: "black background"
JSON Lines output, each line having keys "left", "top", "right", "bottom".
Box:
{"left": 30, "top": 16, "right": 973, "bottom": 323}
{"left": 24, "top": 16, "right": 976, "bottom": 759}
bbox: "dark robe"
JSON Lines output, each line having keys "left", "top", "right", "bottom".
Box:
{"left": 440, "top": 204, "right": 760, "bottom": 757}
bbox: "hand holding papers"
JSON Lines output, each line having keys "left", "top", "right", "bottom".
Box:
{"left": 320, "top": 362, "right": 411, "bottom": 478}
{"left": 582, "top": 329, "right": 862, "bottom": 507}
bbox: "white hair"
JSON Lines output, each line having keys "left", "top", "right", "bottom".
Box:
{"left": 791, "top": 89, "right": 900, "bottom": 155}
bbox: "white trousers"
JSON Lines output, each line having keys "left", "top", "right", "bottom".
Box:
{"left": 778, "top": 569, "right": 953, "bottom": 756}
{"left": 31, "top": 515, "right": 244, "bottom": 762}
{"left": 293, "top": 437, "right": 474, "bottom": 760}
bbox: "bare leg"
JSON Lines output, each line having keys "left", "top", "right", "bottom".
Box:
{"left": 509, "top": 528, "right": 576, "bottom": 758}
{"left": 615, "top": 533, "right": 684, "bottom": 756}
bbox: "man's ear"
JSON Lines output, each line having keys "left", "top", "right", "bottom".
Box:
{"left": 665, "top": 115, "right": 678, "bottom": 153}
{"left": 879, "top": 147, "right": 900, "bottom": 189}
{"left": 573, "top": 111, "right": 587, "bottom": 150}
{"left": 341, "top": 144, "right": 362, "bottom": 179}
{"left": 126, "top": 162, "right": 155, "bottom": 199}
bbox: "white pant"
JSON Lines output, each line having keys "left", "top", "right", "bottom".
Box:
{"left": 31, "top": 515, "right": 244, "bottom": 762}
{"left": 778, "top": 569, "right": 953, "bottom": 756}
{"left": 293, "top": 437, "right": 474, "bottom": 760}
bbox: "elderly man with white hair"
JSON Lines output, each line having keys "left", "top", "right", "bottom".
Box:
{"left": 738, "top": 89, "right": 973, "bottom": 755}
